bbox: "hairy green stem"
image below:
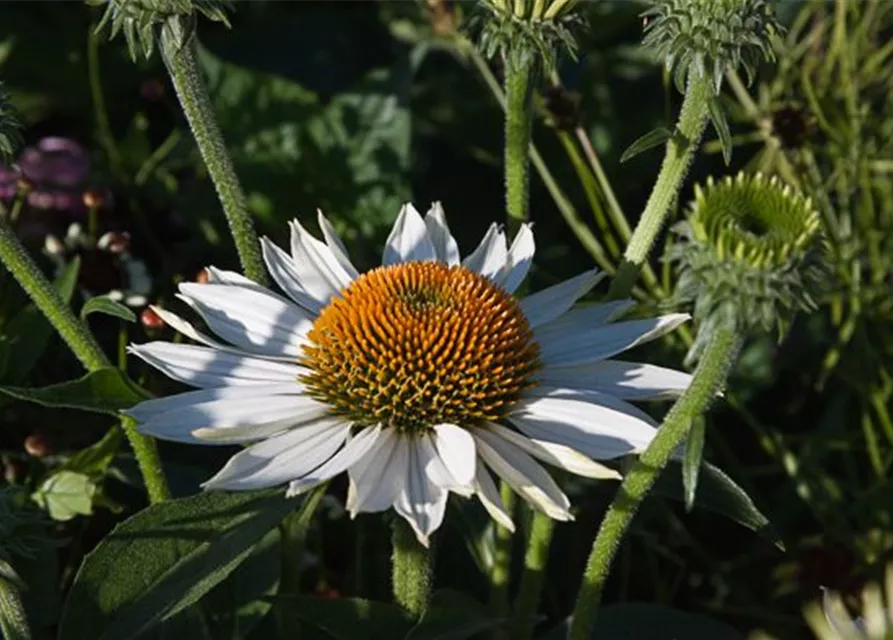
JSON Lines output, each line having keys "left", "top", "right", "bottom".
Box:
{"left": 0, "top": 217, "right": 169, "bottom": 504}
{"left": 162, "top": 35, "right": 268, "bottom": 285}
{"left": 391, "top": 519, "right": 433, "bottom": 618}
{"left": 490, "top": 483, "right": 516, "bottom": 638}
{"left": 504, "top": 59, "right": 535, "bottom": 237}
{"left": 608, "top": 74, "right": 712, "bottom": 299}
{"left": 568, "top": 327, "right": 742, "bottom": 639}
{"left": 512, "top": 512, "right": 554, "bottom": 640}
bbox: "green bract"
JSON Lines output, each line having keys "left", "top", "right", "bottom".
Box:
{"left": 90, "top": 0, "right": 231, "bottom": 61}
{"left": 642, "top": 0, "right": 780, "bottom": 94}
{"left": 669, "top": 173, "right": 825, "bottom": 359}
{"left": 472, "top": 0, "right": 583, "bottom": 70}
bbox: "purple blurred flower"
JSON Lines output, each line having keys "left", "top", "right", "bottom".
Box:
{"left": 0, "top": 163, "right": 21, "bottom": 200}
{"left": 16, "top": 137, "right": 90, "bottom": 213}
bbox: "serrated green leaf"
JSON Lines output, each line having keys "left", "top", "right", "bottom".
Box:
{"left": 275, "top": 595, "right": 413, "bottom": 640}
{"left": 683, "top": 416, "right": 707, "bottom": 512}
{"left": 0, "top": 367, "right": 147, "bottom": 415}
{"left": 31, "top": 471, "right": 96, "bottom": 521}
{"left": 80, "top": 295, "right": 137, "bottom": 323}
{"left": 406, "top": 590, "right": 507, "bottom": 640}
{"left": 543, "top": 603, "right": 745, "bottom": 639}
{"left": 619, "top": 127, "right": 673, "bottom": 163}
{"left": 59, "top": 489, "right": 307, "bottom": 640}
{"left": 708, "top": 97, "right": 733, "bottom": 165}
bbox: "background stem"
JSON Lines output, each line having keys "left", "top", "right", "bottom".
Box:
{"left": 391, "top": 519, "right": 433, "bottom": 618}
{"left": 568, "top": 327, "right": 742, "bottom": 640}
{"left": 489, "top": 484, "right": 515, "bottom": 638}
{"left": 504, "top": 59, "right": 535, "bottom": 238}
{"left": 162, "top": 34, "right": 268, "bottom": 286}
{"left": 512, "top": 512, "right": 554, "bottom": 640}
{"left": 608, "top": 75, "right": 712, "bottom": 298}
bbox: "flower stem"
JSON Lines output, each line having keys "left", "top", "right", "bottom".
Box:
{"left": 568, "top": 326, "right": 741, "bottom": 640}
{"left": 489, "top": 482, "right": 515, "bottom": 638}
{"left": 0, "top": 217, "right": 169, "bottom": 504}
{"left": 504, "top": 58, "right": 535, "bottom": 238}
{"left": 511, "top": 511, "right": 554, "bottom": 640}
{"left": 391, "top": 519, "right": 433, "bottom": 618}
{"left": 608, "top": 74, "right": 712, "bottom": 299}
{"left": 162, "top": 34, "right": 268, "bottom": 286}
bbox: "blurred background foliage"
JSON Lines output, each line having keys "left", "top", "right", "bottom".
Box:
{"left": 0, "top": 1, "right": 891, "bottom": 638}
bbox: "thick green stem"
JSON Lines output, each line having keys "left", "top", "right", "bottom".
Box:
{"left": 568, "top": 327, "right": 742, "bottom": 640}
{"left": 608, "top": 75, "right": 712, "bottom": 299}
{"left": 489, "top": 483, "right": 515, "bottom": 638}
{"left": 162, "top": 35, "right": 268, "bottom": 286}
{"left": 511, "top": 512, "right": 554, "bottom": 640}
{"left": 0, "top": 218, "right": 169, "bottom": 504}
{"left": 504, "top": 59, "right": 536, "bottom": 238}
{"left": 391, "top": 519, "right": 433, "bottom": 618}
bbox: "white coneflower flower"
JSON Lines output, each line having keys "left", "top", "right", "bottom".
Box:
{"left": 808, "top": 566, "right": 893, "bottom": 640}
{"left": 126, "top": 203, "right": 691, "bottom": 545}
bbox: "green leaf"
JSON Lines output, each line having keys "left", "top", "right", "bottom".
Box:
{"left": 80, "top": 295, "right": 136, "bottom": 323}
{"left": 279, "top": 596, "right": 413, "bottom": 640}
{"left": 31, "top": 470, "right": 96, "bottom": 521}
{"left": 708, "top": 97, "right": 733, "bottom": 165}
{"left": 543, "top": 604, "right": 745, "bottom": 639}
{"left": 406, "top": 590, "right": 507, "bottom": 640}
{"left": 0, "top": 560, "right": 31, "bottom": 640}
{"left": 619, "top": 127, "right": 672, "bottom": 163}
{"left": 59, "top": 489, "right": 308, "bottom": 640}
{"left": 0, "top": 257, "right": 80, "bottom": 386}
{"left": 60, "top": 427, "right": 126, "bottom": 477}
{"left": 654, "top": 460, "right": 783, "bottom": 549}
{"left": 0, "top": 367, "right": 148, "bottom": 415}
{"left": 682, "top": 416, "right": 707, "bottom": 512}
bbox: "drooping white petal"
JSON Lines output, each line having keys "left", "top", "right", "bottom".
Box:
{"left": 472, "top": 460, "right": 515, "bottom": 532}
{"left": 537, "top": 360, "right": 692, "bottom": 400}
{"left": 497, "top": 223, "right": 534, "bottom": 293}
{"left": 533, "top": 300, "right": 636, "bottom": 343}
{"left": 202, "top": 418, "right": 352, "bottom": 490}
{"left": 346, "top": 429, "right": 406, "bottom": 515}
{"left": 135, "top": 386, "right": 327, "bottom": 444}
{"left": 286, "top": 426, "right": 383, "bottom": 497}
{"left": 178, "top": 283, "right": 313, "bottom": 358}
{"left": 125, "top": 383, "right": 296, "bottom": 423}
{"left": 417, "top": 432, "right": 472, "bottom": 497}
{"left": 316, "top": 211, "right": 359, "bottom": 279}
{"left": 510, "top": 388, "right": 657, "bottom": 459}
{"left": 288, "top": 218, "right": 354, "bottom": 301}
{"left": 261, "top": 238, "right": 327, "bottom": 313}
{"left": 383, "top": 203, "right": 437, "bottom": 265}
{"left": 482, "top": 422, "right": 620, "bottom": 480}
{"left": 394, "top": 439, "right": 449, "bottom": 546}
{"left": 424, "top": 202, "right": 460, "bottom": 266}
{"left": 432, "top": 423, "right": 476, "bottom": 488}
{"left": 462, "top": 223, "right": 507, "bottom": 280}
{"left": 520, "top": 269, "right": 604, "bottom": 328}
{"left": 473, "top": 429, "right": 573, "bottom": 521}
{"left": 205, "top": 267, "right": 271, "bottom": 294}
{"left": 536, "top": 314, "right": 690, "bottom": 368}
{"left": 128, "top": 342, "right": 302, "bottom": 389}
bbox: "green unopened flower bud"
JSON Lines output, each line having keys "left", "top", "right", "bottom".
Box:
{"left": 91, "top": 0, "right": 231, "bottom": 62}
{"left": 473, "top": 0, "right": 583, "bottom": 70}
{"left": 668, "top": 172, "right": 825, "bottom": 360}
{"left": 641, "top": 0, "right": 780, "bottom": 94}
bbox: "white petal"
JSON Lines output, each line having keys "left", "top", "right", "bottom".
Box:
{"left": 472, "top": 460, "right": 514, "bottom": 532}
{"left": 424, "top": 202, "right": 460, "bottom": 265}
{"left": 418, "top": 433, "right": 472, "bottom": 497}
{"left": 536, "top": 314, "right": 690, "bottom": 367}
{"left": 462, "top": 223, "right": 507, "bottom": 280}
{"left": 537, "top": 359, "right": 692, "bottom": 400}
{"left": 473, "top": 429, "right": 572, "bottom": 521}
{"left": 497, "top": 223, "right": 534, "bottom": 293}
{"left": 128, "top": 342, "right": 302, "bottom": 388}
{"left": 346, "top": 430, "right": 407, "bottom": 515}
{"left": 520, "top": 269, "right": 604, "bottom": 328}
{"left": 383, "top": 203, "right": 437, "bottom": 265}
{"left": 202, "top": 418, "right": 352, "bottom": 490}
{"left": 126, "top": 383, "right": 297, "bottom": 423}
{"left": 135, "top": 388, "right": 328, "bottom": 444}
{"left": 288, "top": 218, "right": 354, "bottom": 300}
{"left": 534, "top": 301, "right": 635, "bottom": 342}
{"left": 261, "top": 238, "right": 327, "bottom": 313}
{"left": 482, "top": 422, "right": 620, "bottom": 480}
{"left": 394, "top": 439, "right": 448, "bottom": 546}
{"left": 286, "top": 426, "right": 383, "bottom": 497}
{"left": 317, "top": 211, "right": 359, "bottom": 279}
{"left": 433, "top": 423, "right": 476, "bottom": 488}
{"left": 205, "top": 267, "right": 270, "bottom": 293}
{"left": 510, "top": 388, "right": 657, "bottom": 459}
{"left": 178, "top": 283, "right": 313, "bottom": 358}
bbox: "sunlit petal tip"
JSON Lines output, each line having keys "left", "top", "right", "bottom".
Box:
{"left": 383, "top": 203, "right": 437, "bottom": 265}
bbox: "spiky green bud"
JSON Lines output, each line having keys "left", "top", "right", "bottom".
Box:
{"left": 668, "top": 172, "right": 825, "bottom": 360}
{"left": 471, "top": 0, "right": 584, "bottom": 71}
{"left": 0, "top": 84, "right": 22, "bottom": 167}
{"left": 90, "top": 0, "right": 231, "bottom": 62}
{"left": 642, "top": 0, "right": 780, "bottom": 94}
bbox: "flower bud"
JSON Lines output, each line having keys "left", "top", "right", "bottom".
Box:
{"left": 141, "top": 306, "right": 165, "bottom": 330}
